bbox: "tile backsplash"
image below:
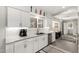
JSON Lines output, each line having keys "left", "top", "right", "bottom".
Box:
{"left": 6, "top": 27, "right": 37, "bottom": 38}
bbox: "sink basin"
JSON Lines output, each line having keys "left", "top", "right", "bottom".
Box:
{"left": 36, "top": 33, "right": 45, "bottom": 35}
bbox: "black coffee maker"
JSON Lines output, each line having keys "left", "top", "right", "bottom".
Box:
{"left": 19, "top": 29, "right": 27, "bottom": 37}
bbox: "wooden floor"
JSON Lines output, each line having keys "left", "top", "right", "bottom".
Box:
{"left": 51, "top": 39, "right": 77, "bottom": 53}
{"left": 38, "top": 39, "right": 77, "bottom": 53}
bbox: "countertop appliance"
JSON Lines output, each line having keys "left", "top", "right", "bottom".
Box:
{"left": 19, "top": 29, "right": 27, "bottom": 37}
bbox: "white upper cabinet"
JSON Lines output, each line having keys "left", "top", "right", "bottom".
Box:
{"left": 11, "top": 6, "right": 30, "bottom": 12}
{"left": 20, "top": 11, "right": 30, "bottom": 27}
{"left": 25, "top": 6, "right": 30, "bottom": 12}
{"left": 7, "top": 7, "right": 21, "bottom": 27}
{"left": 7, "top": 7, "right": 30, "bottom": 27}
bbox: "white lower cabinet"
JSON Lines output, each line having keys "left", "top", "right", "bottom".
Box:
{"left": 14, "top": 39, "right": 34, "bottom": 53}
{"left": 39, "top": 35, "right": 48, "bottom": 50}
{"left": 6, "top": 34, "right": 48, "bottom": 53}
{"left": 14, "top": 40, "right": 26, "bottom": 53}
{"left": 33, "top": 37, "right": 39, "bottom": 52}
{"left": 52, "top": 32, "right": 55, "bottom": 42}
{"left": 6, "top": 44, "right": 14, "bottom": 53}
{"left": 44, "top": 35, "right": 48, "bottom": 47}
{"left": 25, "top": 38, "right": 34, "bottom": 53}
{"left": 38, "top": 36, "right": 44, "bottom": 50}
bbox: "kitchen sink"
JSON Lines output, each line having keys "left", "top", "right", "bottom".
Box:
{"left": 36, "top": 33, "right": 45, "bottom": 35}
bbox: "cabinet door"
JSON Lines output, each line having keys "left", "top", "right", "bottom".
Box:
{"left": 14, "top": 40, "right": 26, "bottom": 53}
{"left": 44, "top": 35, "right": 48, "bottom": 46}
{"left": 38, "top": 36, "right": 45, "bottom": 50}
{"left": 38, "top": 19, "right": 43, "bottom": 28}
{"left": 33, "top": 37, "right": 39, "bottom": 52}
{"left": 25, "top": 6, "right": 30, "bottom": 12}
{"left": 21, "top": 11, "right": 30, "bottom": 27}
{"left": 6, "top": 44, "right": 14, "bottom": 53}
{"left": 25, "top": 39, "right": 34, "bottom": 53}
{"left": 52, "top": 32, "right": 55, "bottom": 42}
{"left": 39, "top": 35, "right": 48, "bottom": 50}
{"left": 7, "top": 7, "right": 21, "bottom": 27}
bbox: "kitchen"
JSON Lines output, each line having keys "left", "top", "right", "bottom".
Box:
{"left": 0, "top": 6, "right": 79, "bottom": 53}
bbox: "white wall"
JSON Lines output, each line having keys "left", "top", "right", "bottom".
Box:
{"left": 0, "top": 7, "right": 6, "bottom": 53}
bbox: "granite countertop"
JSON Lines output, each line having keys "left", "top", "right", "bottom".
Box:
{"left": 6, "top": 31, "right": 55, "bottom": 44}
{"left": 6, "top": 33, "right": 47, "bottom": 44}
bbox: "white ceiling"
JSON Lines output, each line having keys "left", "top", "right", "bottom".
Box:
{"left": 33, "top": 6, "right": 78, "bottom": 20}
{"left": 55, "top": 7, "right": 78, "bottom": 20}
{"left": 34, "top": 6, "right": 76, "bottom": 15}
